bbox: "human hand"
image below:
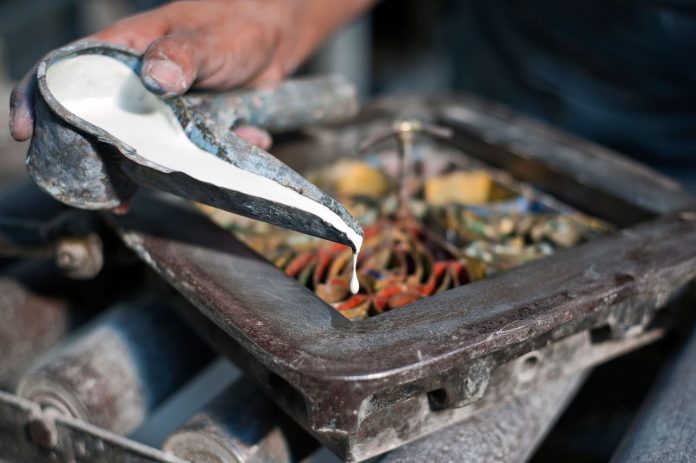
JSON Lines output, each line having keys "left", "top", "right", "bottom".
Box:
{"left": 9, "top": 0, "right": 374, "bottom": 147}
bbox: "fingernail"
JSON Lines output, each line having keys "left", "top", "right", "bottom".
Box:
{"left": 9, "top": 104, "right": 15, "bottom": 132}
{"left": 141, "top": 59, "right": 186, "bottom": 96}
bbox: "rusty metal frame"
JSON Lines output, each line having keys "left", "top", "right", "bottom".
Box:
{"left": 110, "top": 95, "right": 696, "bottom": 462}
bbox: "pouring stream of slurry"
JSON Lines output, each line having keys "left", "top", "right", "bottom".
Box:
{"left": 45, "top": 54, "right": 362, "bottom": 293}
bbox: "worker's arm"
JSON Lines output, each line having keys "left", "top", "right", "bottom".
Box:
{"left": 9, "top": 0, "right": 376, "bottom": 143}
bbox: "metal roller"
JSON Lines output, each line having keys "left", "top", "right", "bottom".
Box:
{"left": 163, "top": 378, "right": 317, "bottom": 463}
{"left": 0, "top": 262, "right": 72, "bottom": 381}
{"left": 17, "top": 297, "right": 216, "bottom": 435}
{"left": 0, "top": 258, "right": 136, "bottom": 383}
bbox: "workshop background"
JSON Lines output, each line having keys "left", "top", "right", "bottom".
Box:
{"left": 0, "top": 1, "right": 693, "bottom": 462}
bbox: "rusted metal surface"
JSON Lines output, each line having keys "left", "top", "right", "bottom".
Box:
{"left": 26, "top": 43, "right": 362, "bottom": 249}
{"left": 17, "top": 297, "right": 216, "bottom": 435}
{"left": 611, "top": 327, "right": 696, "bottom": 463}
{"left": 0, "top": 390, "right": 186, "bottom": 463}
{"left": 377, "top": 372, "right": 586, "bottom": 463}
{"left": 164, "top": 378, "right": 317, "bottom": 463}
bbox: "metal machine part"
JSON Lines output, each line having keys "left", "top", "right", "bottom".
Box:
{"left": 611, "top": 327, "right": 696, "bottom": 463}
{"left": 17, "top": 297, "right": 216, "bottom": 435}
{"left": 0, "top": 366, "right": 582, "bottom": 463}
{"left": 26, "top": 42, "right": 362, "bottom": 249}
{"left": 0, "top": 262, "right": 72, "bottom": 380}
{"left": 438, "top": 102, "right": 692, "bottom": 227}
{"left": 164, "top": 378, "right": 318, "bottom": 463}
{"left": 111, "top": 95, "right": 696, "bottom": 461}
{"left": 358, "top": 119, "right": 453, "bottom": 216}
{"left": 376, "top": 372, "right": 586, "bottom": 463}
{"left": 0, "top": 216, "right": 104, "bottom": 279}
{"left": 0, "top": 179, "right": 106, "bottom": 279}
{"left": 0, "top": 180, "right": 65, "bottom": 270}
{"left": 2, "top": 93, "right": 694, "bottom": 462}
{"left": 0, "top": 390, "right": 186, "bottom": 463}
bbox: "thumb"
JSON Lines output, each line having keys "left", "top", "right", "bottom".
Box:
{"left": 140, "top": 34, "right": 198, "bottom": 97}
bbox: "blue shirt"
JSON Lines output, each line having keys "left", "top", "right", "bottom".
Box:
{"left": 446, "top": 0, "right": 696, "bottom": 165}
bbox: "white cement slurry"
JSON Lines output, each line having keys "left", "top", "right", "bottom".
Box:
{"left": 45, "top": 54, "right": 362, "bottom": 293}
{"left": 350, "top": 253, "right": 359, "bottom": 294}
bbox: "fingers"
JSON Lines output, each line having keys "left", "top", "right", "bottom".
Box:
{"left": 194, "top": 24, "right": 279, "bottom": 90}
{"left": 92, "top": 9, "right": 198, "bottom": 96}
{"left": 110, "top": 199, "right": 133, "bottom": 215}
{"left": 9, "top": 10, "right": 170, "bottom": 142}
{"left": 249, "top": 62, "right": 288, "bottom": 88}
{"left": 91, "top": 12, "right": 170, "bottom": 52}
{"left": 233, "top": 125, "right": 272, "bottom": 150}
{"left": 94, "top": 2, "right": 285, "bottom": 94}
{"left": 9, "top": 67, "right": 37, "bottom": 141}
{"left": 140, "top": 34, "right": 199, "bottom": 96}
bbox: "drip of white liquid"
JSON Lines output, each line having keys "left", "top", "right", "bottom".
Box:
{"left": 350, "top": 253, "right": 359, "bottom": 294}
{"left": 45, "top": 54, "right": 362, "bottom": 293}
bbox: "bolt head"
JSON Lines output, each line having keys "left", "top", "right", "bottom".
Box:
{"left": 29, "top": 415, "right": 58, "bottom": 449}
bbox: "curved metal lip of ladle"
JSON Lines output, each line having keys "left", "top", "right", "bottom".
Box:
{"left": 28, "top": 41, "right": 363, "bottom": 250}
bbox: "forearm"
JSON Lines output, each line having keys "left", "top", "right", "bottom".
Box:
{"left": 299, "top": 0, "right": 377, "bottom": 48}
{"left": 260, "top": 0, "right": 377, "bottom": 80}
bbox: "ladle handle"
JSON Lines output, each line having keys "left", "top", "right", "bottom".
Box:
{"left": 184, "top": 75, "right": 359, "bottom": 133}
